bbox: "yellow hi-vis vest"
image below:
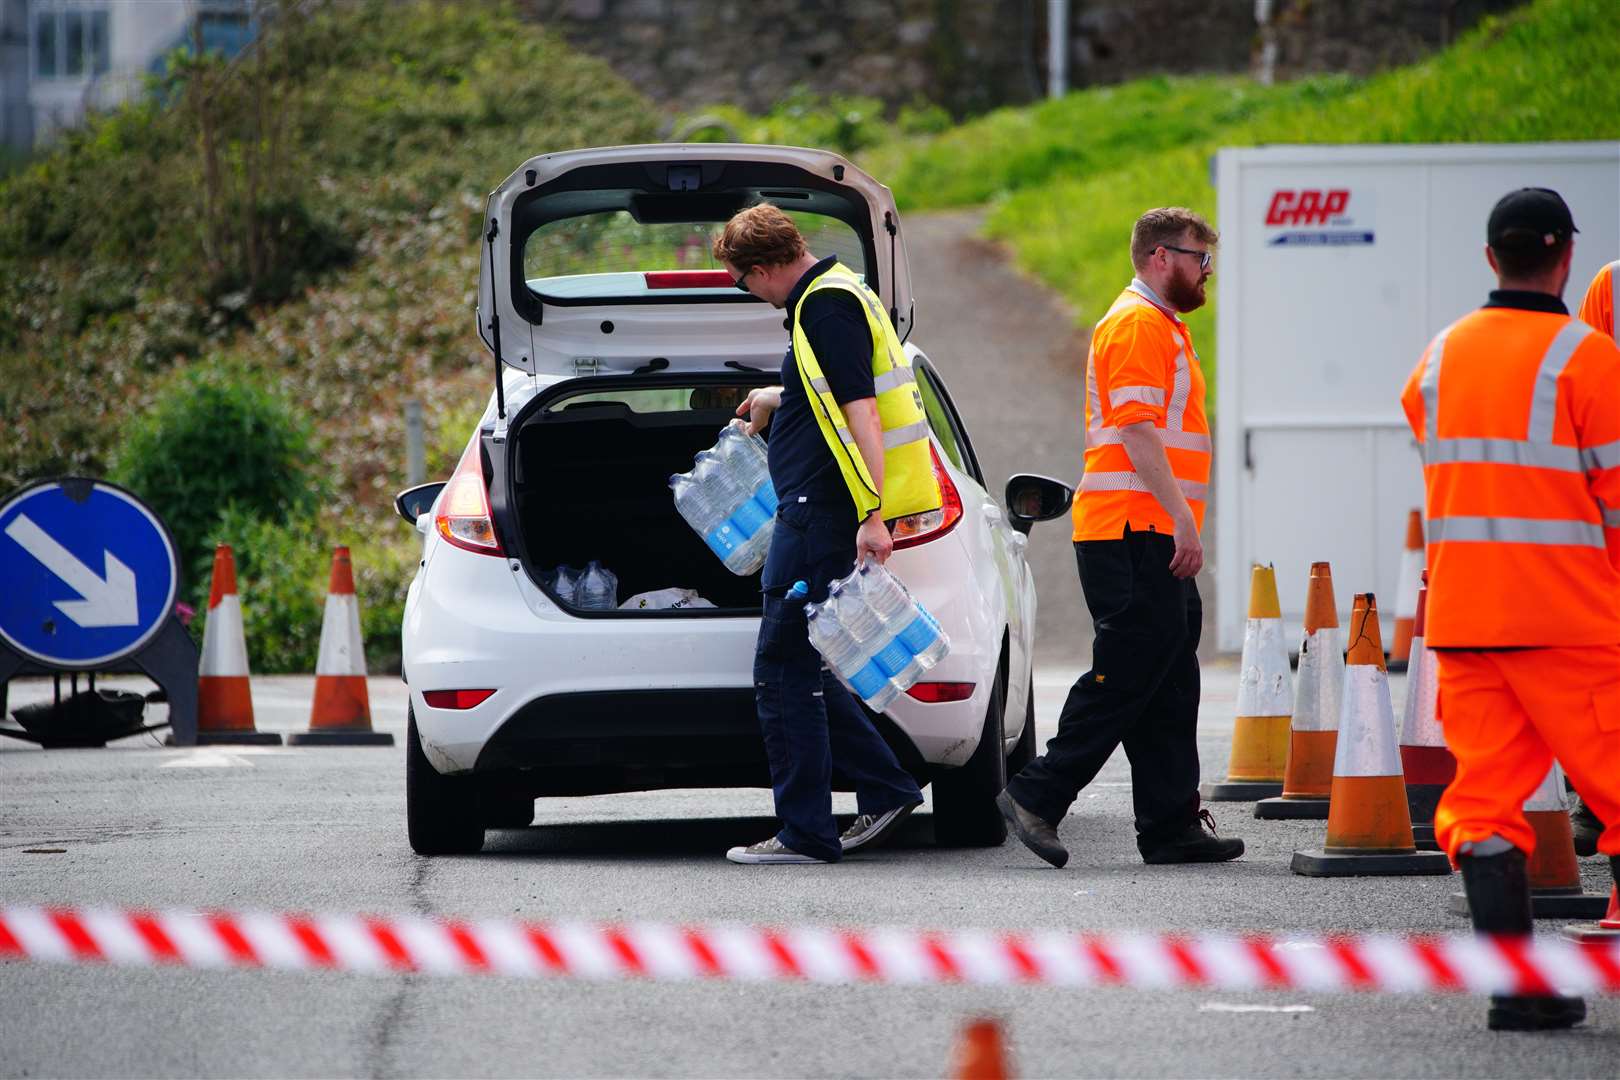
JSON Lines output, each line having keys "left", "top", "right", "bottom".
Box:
{"left": 789, "top": 262, "right": 942, "bottom": 522}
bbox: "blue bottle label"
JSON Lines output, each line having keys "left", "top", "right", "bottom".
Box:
{"left": 872, "top": 637, "right": 914, "bottom": 678}
{"left": 756, "top": 481, "right": 779, "bottom": 514}
{"left": 897, "top": 614, "right": 940, "bottom": 653}
{"left": 729, "top": 498, "right": 770, "bottom": 539}
{"left": 848, "top": 662, "right": 888, "bottom": 700}
{"left": 704, "top": 523, "right": 742, "bottom": 557}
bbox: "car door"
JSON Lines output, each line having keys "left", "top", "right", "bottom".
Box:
{"left": 912, "top": 355, "right": 1034, "bottom": 737}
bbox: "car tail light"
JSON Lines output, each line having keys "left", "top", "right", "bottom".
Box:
{"left": 422, "top": 689, "right": 496, "bottom": 710}
{"left": 435, "top": 439, "right": 504, "bottom": 556}
{"left": 891, "top": 444, "right": 963, "bottom": 550}
{"left": 905, "top": 681, "right": 975, "bottom": 703}
{"left": 644, "top": 270, "right": 733, "bottom": 289}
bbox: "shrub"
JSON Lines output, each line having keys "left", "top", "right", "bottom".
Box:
{"left": 109, "top": 363, "right": 321, "bottom": 575}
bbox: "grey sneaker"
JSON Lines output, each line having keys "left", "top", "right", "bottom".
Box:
{"left": 839, "top": 801, "right": 922, "bottom": 852}
{"left": 725, "top": 835, "right": 828, "bottom": 865}
{"left": 997, "top": 790, "right": 1068, "bottom": 868}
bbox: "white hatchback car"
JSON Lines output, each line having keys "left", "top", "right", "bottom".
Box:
{"left": 395, "top": 144, "right": 1072, "bottom": 855}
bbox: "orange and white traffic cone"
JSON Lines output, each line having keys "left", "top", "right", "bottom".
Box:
{"left": 287, "top": 547, "right": 393, "bottom": 746}
{"left": 172, "top": 544, "right": 280, "bottom": 746}
{"left": 1398, "top": 572, "right": 1451, "bottom": 851}
{"left": 1563, "top": 886, "right": 1620, "bottom": 943}
{"left": 1204, "top": 564, "right": 1292, "bottom": 801}
{"left": 1257, "top": 562, "right": 1342, "bottom": 820}
{"left": 1292, "top": 594, "right": 1451, "bottom": 876}
{"left": 1451, "top": 763, "right": 1610, "bottom": 919}
{"left": 950, "top": 1018, "right": 1011, "bottom": 1080}
{"left": 1387, "top": 510, "right": 1423, "bottom": 672}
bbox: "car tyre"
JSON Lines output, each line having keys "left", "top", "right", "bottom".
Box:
{"left": 931, "top": 664, "right": 1008, "bottom": 847}
{"left": 406, "top": 706, "right": 485, "bottom": 855}
{"left": 1007, "top": 673, "right": 1037, "bottom": 776}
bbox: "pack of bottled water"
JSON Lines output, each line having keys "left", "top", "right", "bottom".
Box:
{"left": 796, "top": 560, "right": 950, "bottom": 712}
{"left": 670, "top": 419, "right": 779, "bottom": 575}
{"left": 540, "top": 560, "right": 619, "bottom": 610}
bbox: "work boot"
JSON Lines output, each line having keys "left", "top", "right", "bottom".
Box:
{"left": 1138, "top": 809, "right": 1244, "bottom": 864}
{"left": 1569, "top": 795, "right": 1603, "bottom": 857}
{"left": 996, "top": 790, "right": 1068, "bottom": 868}
{"left": 1458, "top": 842, "right": 1586, "bottom": 1031}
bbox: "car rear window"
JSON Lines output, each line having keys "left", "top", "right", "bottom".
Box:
{"left": 523, "top": 210, "right": 867, "bottom": 301}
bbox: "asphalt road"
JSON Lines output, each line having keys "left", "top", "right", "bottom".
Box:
{"left": 3, "top": 667, "right": 1617, "bottom": 1079}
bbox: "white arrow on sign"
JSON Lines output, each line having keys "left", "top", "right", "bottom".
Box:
{"left": 4, "top": 513, "right": 140, "bottom": 628}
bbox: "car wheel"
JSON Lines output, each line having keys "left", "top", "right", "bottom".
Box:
{"left": 1007, "top": 672, "right": 1037, "bottom": 775}
{"left": 406, "top": 706, "right": 485, "bottom": 855}
{"left": 931, "top": 664, "right": 1008, "bottom": 847}
{"left": 481, "top": 792, "right": 536, "bottom": 829}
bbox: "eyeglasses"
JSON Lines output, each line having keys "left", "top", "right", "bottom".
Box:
{"left": 733, "top": 267, "right": 755, "bottom": 292}
{"left": 1161, "top": 245, "right": 1213, "bottom": 271}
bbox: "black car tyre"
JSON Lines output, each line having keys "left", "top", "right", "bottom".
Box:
{"left": 1007, "top": 673, "right": 1037, "bottom": 775}
{"left": 931, "top": 664, "right": 1008, "bottom": 847}
{"left": 406, "top": 706, "right": 485, "bottom": 855}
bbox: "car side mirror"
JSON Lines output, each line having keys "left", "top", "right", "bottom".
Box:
{"left": 1004, "top": 473, "right": 1074, "bottom": 535}
{"left": 395, "top": 482, "right": 445, "bottom": 526}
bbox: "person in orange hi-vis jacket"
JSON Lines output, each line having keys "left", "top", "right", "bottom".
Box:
{"left": 1568, "top": 255, "right": 1618, "bottom": 857}
{"left": 1577, "top": 257, "right": 1616, "bottom": 338}
{"left": 1401, "top": 188, "right": 1620, "bottom": 1033}
{"left": 997, "top": 207, "right": 1243, "bottom": 870}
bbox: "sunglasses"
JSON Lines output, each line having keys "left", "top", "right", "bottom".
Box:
{"left": 1161, "top": 245, "right": 1213, "bottom": 271}
{"left": 733, "top": 267, "right": 755, "bottom": 292}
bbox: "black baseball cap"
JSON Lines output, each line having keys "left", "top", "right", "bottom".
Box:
{"left": 1487, "top": 188, "right": 1578, "bottom": 249}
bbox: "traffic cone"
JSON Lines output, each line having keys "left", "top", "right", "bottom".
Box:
{"left": 1562, "top": 886, "right": 1620, "bottom": 943}
{"left": 1257, "top": 562, "right": 1342, "bottom": 820}
{"left": 1203, "top": 564, "right": 1291, "bottom": 801}
{"left": 287, "top": 547, "right": 393, "bottom": 746}
{"left": 1387, "top": 510, "right": 1423, "bottom": 672}
{"left": 1450, "top": 763, "right": 1610, "bottom": 919}
{"left": 171, "top": 545, "right": 281, "bottom": 746}
{"left": 1292, "top": 594, "right": 1451, "bottom": 876}
{"left": 1397, "top": 572, "right": 1451, "bottom": 852}
{"left": 950, "top": 1018, "right": 1011, "bottom": 1080}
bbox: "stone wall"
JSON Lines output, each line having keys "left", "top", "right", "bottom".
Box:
{"left": 520, "top": 0, "right": 1530, "bottom": 116}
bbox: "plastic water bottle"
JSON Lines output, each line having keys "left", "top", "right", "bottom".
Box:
{"left": 718, "top": 420, "right": 778, "bottom": 515}
{"left": 803, "top": 582, "right": 899, "bottom": 711}
{"left": 551, "top": 564, "right": 582, "bottom": 604}
{"left": 671, "top": 473, "right": 751, "bottom": 572}
{"left": 858, "top": 562, "right": 949, "bottom": 670}
{"left": 671, "top": 431, "right": 776, "bottom": 574}
{"left": 829, "top": 577, "right": 920, "bottom": 685}
{"left": 577, "top": 560, "right": 618, "bottom": 610}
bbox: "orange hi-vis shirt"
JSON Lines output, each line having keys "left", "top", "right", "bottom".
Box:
{"left": 1400, "top": 301, "right": 1620, "bottom": 647}
{"left": 1578, "top": 259, "right": 1617, "bottom": 338}
{"left": 1073, "top": 279, "right": 1211, "bottom": 541}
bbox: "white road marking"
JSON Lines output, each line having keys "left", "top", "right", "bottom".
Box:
{"left": 160, "top": 749, "right": 254, "bottom": 768}
{"left": 1198, "top": 1003, "right": 1316, "bottom": 1013}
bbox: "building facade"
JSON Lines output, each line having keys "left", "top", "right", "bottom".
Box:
{"left": 1, "top": 0, "right": 251, "bottom": 153}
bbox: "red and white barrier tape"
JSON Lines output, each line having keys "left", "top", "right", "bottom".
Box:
{"left": 3, "top": 907, "right": 1618, "bottom": 995}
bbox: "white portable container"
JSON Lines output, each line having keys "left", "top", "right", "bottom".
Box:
{"left": 1213, "top": 141, "right": 1620, "bottom": 650}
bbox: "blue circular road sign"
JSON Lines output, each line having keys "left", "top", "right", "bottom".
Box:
{"left": 0, "top": 479, "right": 180, "bottom": 670}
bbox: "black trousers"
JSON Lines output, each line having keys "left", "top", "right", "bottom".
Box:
{"left": 1004, "top": 527, "right": 1202, "bottom": 848}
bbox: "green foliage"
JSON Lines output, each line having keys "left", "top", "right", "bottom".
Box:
{"left": 109, "top": 364, "right": 320, "bottom": 583}
{"left": 675, "top": 88, "right": 890, "bottom": 156}
{"left": 871, "top": 0, "right": 1620, "bottom": 413}
{"left": 189, "top": 504, "right": 419, "bottom": 674}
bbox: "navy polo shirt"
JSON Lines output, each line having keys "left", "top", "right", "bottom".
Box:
{"left": 767, "top": 256, "right": 877, "bottom": 512}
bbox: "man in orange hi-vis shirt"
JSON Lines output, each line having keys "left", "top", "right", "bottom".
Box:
{"left": 1572, "top": 260, "right": 1620, "bottom": 856}
{"left": 998, "top": 207, "right": 1243, "bottom": 870}
{"left": 1402, "top": 188, "right": 1620, "bottom": 1032}
{"left": 1577, "top": 257, "right": 1616, "bottom": 338}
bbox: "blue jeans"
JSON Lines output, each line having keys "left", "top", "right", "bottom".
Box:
{"left": 754, "top": 500, "right": 923, "bottom": 861}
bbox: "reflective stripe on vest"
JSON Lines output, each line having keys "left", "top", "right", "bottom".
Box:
{"left": 1080, "top": 471, "right": 1208, "bottom": 502}
{"left": 1423, "top": 319, "right": 1603, "bottom": 546}
{"left": 790, "top": 263, "right": 942, "bottom": 521}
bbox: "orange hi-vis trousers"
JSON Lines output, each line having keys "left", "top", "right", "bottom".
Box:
{"left": 1435, "top": 647, "right": 1620, "bottom": 862}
